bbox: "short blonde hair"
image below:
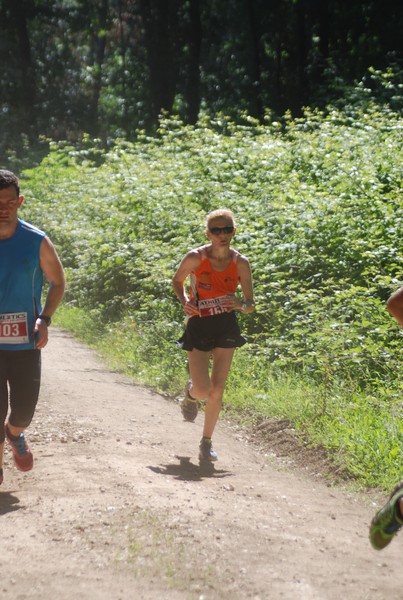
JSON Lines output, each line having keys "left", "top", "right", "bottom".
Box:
{"left": 206, "top": 209, "right": 236, "bottom": 228}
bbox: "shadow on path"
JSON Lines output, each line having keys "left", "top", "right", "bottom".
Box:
{"left": 0, "top": 492, "right": 22, "bottom": 515}
{"left": 148, "top": 455, "right": 233, "bottom": 482}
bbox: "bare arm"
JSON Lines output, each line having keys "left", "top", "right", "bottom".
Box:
{"left": 220, "top": 255, "right": 255, "bottom": 313}
{"left": 235, "top": 255, "right": 255, "bottom": 314}
{"left": 387, "top": 287, "right": 403, "bottom": 327}
{"left": 172, "top": 250, "right": 200, "bottom": 316}
{"left": 35, "top": 236, "right": 66, "bottom": 348}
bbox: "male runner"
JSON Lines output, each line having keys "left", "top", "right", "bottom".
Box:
{"left": 0, "top": 169, "right": 65, "bottom": 484}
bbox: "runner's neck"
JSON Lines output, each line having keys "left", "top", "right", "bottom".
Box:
{"left": 207, "top": 245, "right": 232, "bottom": 262}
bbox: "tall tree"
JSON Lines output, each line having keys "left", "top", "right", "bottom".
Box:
{"left": 182, "top": 0, "right": 202, "bottom": 124}
{"left": 139, "top": 0, "right": 180, "bottom": 124}
{"left": 84, "top": 0, "right": 110, "bottom": 135}
{"left": 245, "top": 0, "right": 264, "bottom": 121}
{"left": 1, "top": 0, "right": 36, "bottom": 134}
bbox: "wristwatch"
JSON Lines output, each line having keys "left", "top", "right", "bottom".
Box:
{"left": 241, "top": 301, "right": 255, "bottom": 313}
{"left": 38, "top": 314, "right": 52, "bottom": 326}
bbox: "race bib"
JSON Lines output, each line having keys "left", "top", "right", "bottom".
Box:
{"left": 0, "top": 312, "right": 29, "bottom": 344}
{"left": 198, "top": 296, "right": 230, "bottom": 318}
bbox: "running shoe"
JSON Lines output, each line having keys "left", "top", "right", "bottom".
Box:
{"left": 199, "top": 437, "right": 218, "bottom": 462}
{"left": 370, "top": 482, "right": 403, "bottom": 550}
{"left": 181, "top": 380, "right": 198, "bottom": 422}
{"left": 5, "top": 425, "right": 34, "bottom": 472}
{"left": 0, "top": 468, "right": 3, "bottom": 485}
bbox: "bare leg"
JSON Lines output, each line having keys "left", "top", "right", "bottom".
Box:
{"left": 0, "top": 433, "right": 4, "bottom": 482}
{"left": 187, "top": 346, "right": 235, "bottom": 463}
{"left": 0, "top": 420, "right": 4, "bottom": 479}
{"left": 187, "top": 349, "right": 212, "bottom": 400}
{"left": 6, "top": 423, "right": 25, "bottom": 437}
{"left": 203, "top": 347, "right": 235, "bottom": 439}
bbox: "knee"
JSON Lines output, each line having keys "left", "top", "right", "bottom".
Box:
{"left": 209, "top": 384, "right": 225, "bottom": 403}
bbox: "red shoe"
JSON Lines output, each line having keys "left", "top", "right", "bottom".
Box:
{"left": 6, "top": 425, "right": 33, "bottom": 472}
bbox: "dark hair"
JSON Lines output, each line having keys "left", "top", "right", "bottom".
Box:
{"left": 0, "top": 170, "right": 20, "bottom": 196}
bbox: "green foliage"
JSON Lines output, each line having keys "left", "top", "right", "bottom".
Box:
{"left": 23, "top": 101, "right": 403, "bottom": 489}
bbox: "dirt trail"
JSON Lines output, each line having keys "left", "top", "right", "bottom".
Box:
{"left": 0, "top": 329, "right": 402, "bottom": 600}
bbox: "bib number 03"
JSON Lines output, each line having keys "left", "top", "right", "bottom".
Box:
{"left": 0, "top": 312, "right": 29, "bottom": 344}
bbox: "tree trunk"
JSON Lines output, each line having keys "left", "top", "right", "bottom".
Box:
{"left": 246, "top": 0, "right": 264, "bottom": 122}
{"left": 317, "top": 0, "right": 329, "bottom": 62}
{"left": 184, "top": 0, "right": 202, "bottom": 124}
{"left": 294, "top": 0, "right": 308, "bottom": 111}
{"left": 87, "top": 0, "right": 109, "bottom": 135}
{"left": 7, "top": 0, "right": 36, "bottom": 127}
{"left": 139, "top": 0, "right": 180, "bottom": 125}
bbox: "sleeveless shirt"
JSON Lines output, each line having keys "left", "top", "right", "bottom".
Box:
{"left": 189, "top": 246, "right": 240, "bottom": 317}
{"left": 0, "top": 219, "right": 45, "bottom": 350}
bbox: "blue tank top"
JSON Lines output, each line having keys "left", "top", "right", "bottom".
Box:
{"left": 0, "top": 219, "right": 45, "bottom": 350}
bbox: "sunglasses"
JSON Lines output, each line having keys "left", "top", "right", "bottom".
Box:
{"left": 208, "top": 226, "right": 235, "bottom": 235}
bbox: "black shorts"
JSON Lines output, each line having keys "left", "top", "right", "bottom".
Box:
{"left": 177, "top": 311, "right": 247, "bottom": 352}
{"left": 0, "top": 349, "right": 41, "bottom": 441}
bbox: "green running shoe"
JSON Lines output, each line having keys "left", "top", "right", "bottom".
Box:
{"left": 370, "top": 482, "right": 403, "bottom": 550}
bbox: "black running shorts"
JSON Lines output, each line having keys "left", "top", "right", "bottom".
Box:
{"left": 177, "top": 311, "right": 247, "bottom": 352}
{"left": 0, "top": 349, "right": 41, "bottom": 442}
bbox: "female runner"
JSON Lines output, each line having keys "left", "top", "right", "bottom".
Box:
{"left": 172, "top": 209, "right": 255, "bottom": 462}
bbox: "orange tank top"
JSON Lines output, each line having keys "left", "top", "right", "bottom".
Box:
{"left": 189, "top": 246, "right": 240, "bottom": 317}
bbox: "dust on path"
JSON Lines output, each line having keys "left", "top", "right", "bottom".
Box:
{"left": 0, "top": 329, "right": 401, "bottom": 600}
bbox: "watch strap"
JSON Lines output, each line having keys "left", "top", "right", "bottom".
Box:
{"left": 38, "top": 314, "right": 51, "bottom": 326}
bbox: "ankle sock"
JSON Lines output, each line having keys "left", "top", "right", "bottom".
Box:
{"left": 7, "top": 428, "right": 20, "bottom": 441}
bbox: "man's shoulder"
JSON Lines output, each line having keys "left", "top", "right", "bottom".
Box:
{"left": 18, "top": 219, "right": 46, "bottom": 239}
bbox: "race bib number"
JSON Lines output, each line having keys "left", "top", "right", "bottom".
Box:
{"left": 0, "top": 312, "right": 29, "bottom": 344}
{"left": 198, "top": 296, "right": 229, "bottom": 318}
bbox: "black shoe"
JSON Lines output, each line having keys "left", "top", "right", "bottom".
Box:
{"left": 199, "top": 437, "right": 218, "bottom": 462}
